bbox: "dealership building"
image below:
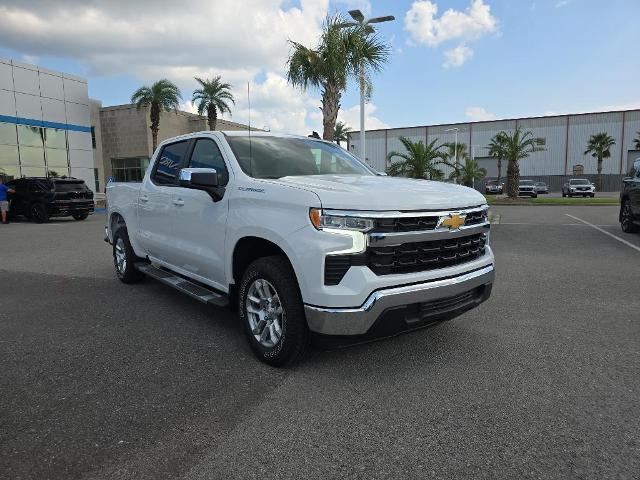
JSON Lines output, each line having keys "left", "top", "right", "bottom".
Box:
{"left": 0, "top": 57, "right": 252, "bottom": 193}
{"left": 0, "top": 57, "right": 96, "bottom": 189}
{"left": 349, "top": 110, "right": 640, "bottom": 191}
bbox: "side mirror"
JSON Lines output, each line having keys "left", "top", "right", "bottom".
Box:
{"left": 178, "top": 168, "right": 224, "bottom": 201}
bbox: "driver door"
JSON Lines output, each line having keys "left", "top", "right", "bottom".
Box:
{"left": 170, "top": 137, "right": 230, "bottom": 290}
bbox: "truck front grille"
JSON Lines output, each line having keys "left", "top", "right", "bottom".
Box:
{"left": 367, "top": 232, "right": 486, "bottom": 275}
{"left": 373, "top": 216, "right": 438, "bottom": 233}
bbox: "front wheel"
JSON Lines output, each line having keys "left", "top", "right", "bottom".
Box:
{"left": 112, "top": 228, "right": 145, "bottom": 283}
{"left": 72, "top": 212, "right": 89, "bottom": 221}
{"left": 239, "top": 256, "right": 310, "bottom": 367}
{"left": 620, "top": 201, "right": 639, "bottom": 233}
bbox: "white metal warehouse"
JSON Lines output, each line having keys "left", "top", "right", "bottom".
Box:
{"left": 348, "top": 109, "right": 640, "bottom": 191}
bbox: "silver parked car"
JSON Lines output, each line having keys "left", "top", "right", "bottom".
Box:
{"left": 562, "top": 178, "right": 595, "bottom": 197}
{"left": 485, "top": 179, "right": 504, "bottom": 194}
{"left": 518, "top": 180, "right": 538, "bottom": 198}
{"left": 534, "top": 181, "right": 549, "bottom": 194}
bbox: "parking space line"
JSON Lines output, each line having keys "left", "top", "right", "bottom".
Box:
{"left": 565, "top": 214, "right": 640, "bottom": 253}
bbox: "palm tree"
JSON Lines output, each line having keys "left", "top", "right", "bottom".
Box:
{"left": 386, "top": 137, "right": 448, "bottom": 180}
{"left": 449, "top": 157, "right": 487, "bottom": 188}
{"left": 584, "top": 132, "right": 615, "bottom": 191}
{"left": 498, "top": 127, "right": 544, "bottom": 198}
{"left": 441, "top": 142, "right": 468, "bottom": 174}
{"left": 192, "top": 76, "right": 235, "bottom": 131}
{"left": 333, "top": 121, "right": 352, "bottom": 146}
{"left": 487, "top": 132, "right": 508, "bottom": 182}
{"left": 287, "top": 14, "right": 390, "bottom": 140}
{"left": 131, "top": 79, "right": 182, "bottom": 153}
{"left": 633, "top": 131, "right": 640, "bottom": 150}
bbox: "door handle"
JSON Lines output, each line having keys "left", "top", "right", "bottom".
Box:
{"left": 173, "top": 199, "right": 185, "bottom": 206}
{"left": 139, "top": 195, "right": 149, "bottom": 203}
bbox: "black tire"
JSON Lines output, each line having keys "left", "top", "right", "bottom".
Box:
{"left": 590, "top": 194, "right": 595, "bottom": 198}
{"left": 72, "top": 212, "right": 89, "bottom": 221}
{"left": 30, "top": 202, "right": 49, "bottom": 223}
{"left": 620, "top": 201, "right": 639, "bottom": 233}
{"left": 238, "top": 256, "right": 310, "bottom": 367}
{"left": 562, "top": 191, "right": 566, "bottom": 197}
{"left": 532, "top": 194, "right": 538, "bottom": 198}
{"left": 112, "top": 227, "right": 145, "bottom": 284}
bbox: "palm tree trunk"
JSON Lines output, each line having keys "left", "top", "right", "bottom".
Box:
{"left": 507, "top": 159, "right": 519, "bottom": 198}
{"left": 207, "top": 105, "right": 217, "bottom": 131}
{"left": 597, "top": 156, "right": 602, "bottom": 191}
{"left": 321, "top": 82, "right": 341, "bottom": 141}
{"left": 497, "top": 159, "right": 502, "bottom": 182}
{"left": 150, "top": 103, "right": 160, "bottom": 153}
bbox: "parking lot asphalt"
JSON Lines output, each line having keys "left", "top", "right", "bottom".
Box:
{"left": 1, "top": 207, "right": 639, "bottom": 480}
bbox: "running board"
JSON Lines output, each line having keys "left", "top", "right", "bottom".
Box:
{"left": 135, "top": 263, "right": 229, "bottom": 307}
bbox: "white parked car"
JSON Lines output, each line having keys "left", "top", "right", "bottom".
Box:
{"left": 105, "top": 132, "right": 495, "bottom": 366}
{"left": 562, "top": 179, "right": 595, "bottom": 197}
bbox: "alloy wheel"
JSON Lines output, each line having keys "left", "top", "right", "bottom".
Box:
{"left": 114, "top": 237, "right": 127, "bottom": 274}
{"left": 246, "top": 279, "right": 284, "bottom": 348}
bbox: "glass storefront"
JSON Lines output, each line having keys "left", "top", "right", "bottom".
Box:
{"left": 111, "top": 157, "right": 149, "bottom": 183}
{"left": 0, "top": 122, "right": 70, "bottom": 181}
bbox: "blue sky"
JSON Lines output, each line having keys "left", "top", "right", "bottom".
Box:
{"left": 0, "top": 0, "right": 638, "bottom": 132}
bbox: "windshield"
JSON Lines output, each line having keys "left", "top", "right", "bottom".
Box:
{"left": 487, "top": 180, "right": 499, "bottom": 185}
{"left": 520, "top": 180, "right": 534, "bottom": 185}
{"left": 225, "top": 135, "right": 374, "bottom": 179}
{"left": 570, "top": 179, "right": 590, "bottom": 185}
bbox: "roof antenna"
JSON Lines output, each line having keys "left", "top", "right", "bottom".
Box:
{"left": 247, "top": 82, "right": 253, "bottom": 175}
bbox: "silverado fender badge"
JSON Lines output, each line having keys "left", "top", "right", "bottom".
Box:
{"left": 238, "top": 187, "right": 265, "bottom": 193}
{"left": 438, "top": 213, "right": 466, "bottom": 230}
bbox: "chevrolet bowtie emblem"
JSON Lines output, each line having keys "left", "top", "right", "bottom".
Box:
{"left": 439, "top": 214, "right": 466, "bottom": 230}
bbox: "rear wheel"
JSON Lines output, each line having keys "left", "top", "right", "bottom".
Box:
{"left": 113, "top": 228, "right": 145, "bottom": 283}
{"left": 72, "top": 212, "right": 89, "bottom": 221}
{"left": 239, "top": 256, "right": 310, "bottom": 367}
{"left": 30, "top": 203, "right": 49, "bottom": 223}
{"left": 620, "top": 201, "right": 639, "bottom": 233}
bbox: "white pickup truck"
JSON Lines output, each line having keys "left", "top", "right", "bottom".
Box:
{"left": 105, "top": 131, "right": 494, "bottom": 366}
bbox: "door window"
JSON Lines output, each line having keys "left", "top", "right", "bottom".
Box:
{"left": 634, "top": 160, "right": 640, "bottom": 179}
{"left": 153, "top": 141, "right": 189, "bottom": 185}
{"left": 188, "top": 138, "right": 229, "bottom": 185}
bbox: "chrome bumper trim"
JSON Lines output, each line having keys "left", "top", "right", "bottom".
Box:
{"left": 368, "top": 222, "right": 490, "bottom": 246}
{"left": 305, "top": 264, "right": 495, "bottom": 336}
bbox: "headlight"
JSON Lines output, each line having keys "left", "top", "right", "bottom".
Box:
{"left": 309, "top": 208, "right": 374, "bottom": 232}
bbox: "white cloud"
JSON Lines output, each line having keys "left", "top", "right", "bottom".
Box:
{"left": 0, "top": 0, "right": 340, "bottom": 134}
{"left": 338, "top": 103, "right": 390, "bottom": 132}
{"left": 0, "top": 1, "right": 328, "bottom": 77}
{"left": 404, "top": 0, "right": 498, "bottom": 47}
{"left": 443, "top": 44, "right": 474, "bottom": 68}
{"left": 555, "top": 0, "right": 570, "bottom": 7}
{"left": 465, "top": 106, "right": 496, "bottom": 121}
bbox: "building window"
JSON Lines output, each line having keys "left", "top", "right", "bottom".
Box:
{"left": 0, "top": 122, "right": 71, "bottom": 179}
{"left": 91, "top": 126, "right": 96, "bottom": 149}
{"left": 94, "top": 168, "right": 100, "bottom": 192}
{"left": 111, "top": 157, "right": 149, "bottom": 183}
{"left": 535, "top": 137, "right": 546, "bottom": 146}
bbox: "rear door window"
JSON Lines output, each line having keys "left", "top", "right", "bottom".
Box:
{"left": 153, "top": 141, "right": 189, "bottom": 185}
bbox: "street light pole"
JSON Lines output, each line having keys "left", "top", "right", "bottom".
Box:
{"left": 445, "top": 127, "right": 459, "bottom": 184}
{"left": 340, "top": 10, "right": 395, "bottom": 162}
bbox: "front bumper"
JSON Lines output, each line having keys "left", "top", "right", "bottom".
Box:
{"left": 304, "top": 264, "right": 494, "bottom": 336}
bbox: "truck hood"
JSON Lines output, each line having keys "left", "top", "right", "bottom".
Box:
{"left": 274, "top": 175, "right": 486, "bottom": 211}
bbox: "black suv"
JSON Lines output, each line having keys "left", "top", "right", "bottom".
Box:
{"left": 620, "top": 158, "right": 640, "bottom": 233}
{"left": 6, "top": 177, "right": 94, "bottom": 223}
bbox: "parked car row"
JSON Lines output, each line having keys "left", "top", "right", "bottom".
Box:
{"left": 4, "top": 177, "right": 94, "bottom": 223}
